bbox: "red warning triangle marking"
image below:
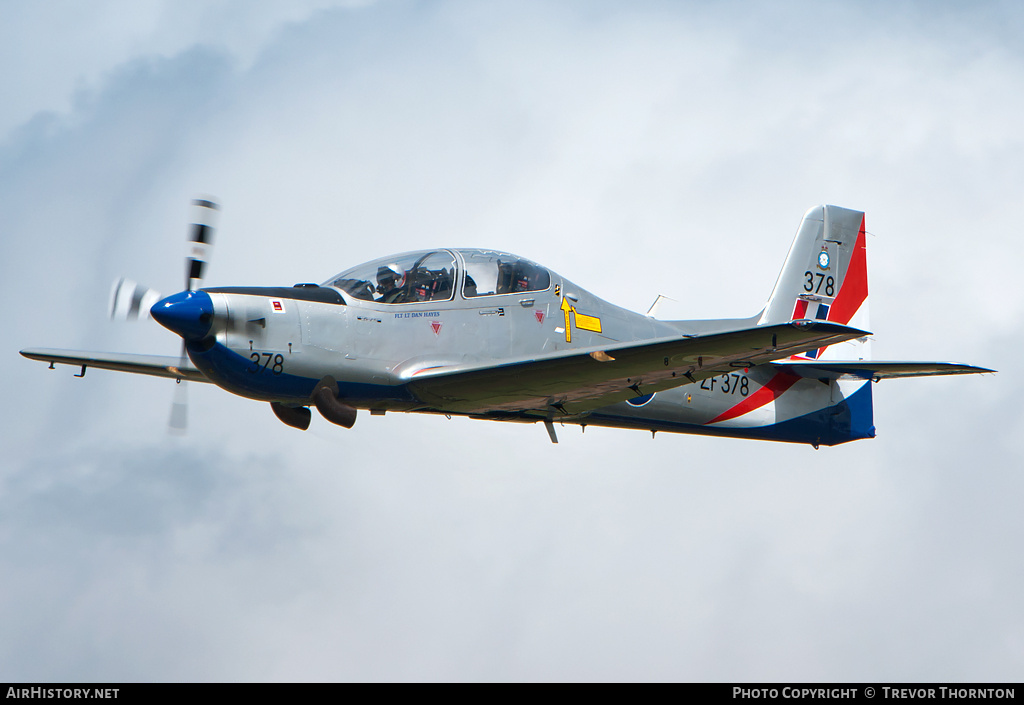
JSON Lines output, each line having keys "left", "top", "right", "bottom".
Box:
{"left": 535, "top": 310, "right": 545, "bottom": 324}
{"left": 430, "top": 320, "right": 442, "bottom": 335}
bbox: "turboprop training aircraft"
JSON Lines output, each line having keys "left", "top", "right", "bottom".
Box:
{"left": 21, "top": 202, "right": 993, "bottom": 448}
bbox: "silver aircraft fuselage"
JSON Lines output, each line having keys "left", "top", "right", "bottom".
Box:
{"left": 24, "top": 205, "right": 992, "bottom": 446}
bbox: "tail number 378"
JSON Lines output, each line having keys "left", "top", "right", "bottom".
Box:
{"left": 248, "top": 352, "right": 284, "bottom": 375}
{"left": 804, "top": 271, "right": 835, "bottom": 296}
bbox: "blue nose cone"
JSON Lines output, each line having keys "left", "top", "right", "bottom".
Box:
{"left": 151, "top": 290, "right": 214, "bottom": 341}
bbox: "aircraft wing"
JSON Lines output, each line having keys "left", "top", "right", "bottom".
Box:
{"left": 20, "top": 348, "right": 210, "bottom": 383}
{"left": 402, "top": 321, "right": 869, "bottom": 415}
{"left": 770, "top": 360, "right": 996, "bottom": 381}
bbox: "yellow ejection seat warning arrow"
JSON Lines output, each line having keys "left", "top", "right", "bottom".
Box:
{"left": 560, "top": 296, "right": 602, "bottom": 343}
{"left": 560, "top": 296, "right": 572, "bottom": 342}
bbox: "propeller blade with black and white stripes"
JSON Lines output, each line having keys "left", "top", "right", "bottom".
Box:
{"left": 110, "top": 197, "right": 222, "bottom": 433}
{"left": 185, "top": 198, "right": 218, "bottom": 292}
{"left": 109, "top": 278, "right": 162, "bottom": 321}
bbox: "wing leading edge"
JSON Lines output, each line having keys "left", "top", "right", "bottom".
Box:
{"left": 22, "top": 321, "right": 873, "bottom": 413}
{"left": 403, "top": 321, "right": 870, "bottom": 415}
{"left": 20, "top": 348, "right": 210, "bottom": 383}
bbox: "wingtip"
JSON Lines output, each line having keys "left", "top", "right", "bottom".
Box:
{"left": 784, "top": 320, "right": 873, "bottom": 344}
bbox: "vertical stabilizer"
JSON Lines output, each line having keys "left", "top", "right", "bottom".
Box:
{"left": 759, "top": 205, "right": 871, "bottom": 362}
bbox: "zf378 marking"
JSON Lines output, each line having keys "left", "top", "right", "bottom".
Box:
{"left": 700, "top": 373, "right": 749, "bottom": 396}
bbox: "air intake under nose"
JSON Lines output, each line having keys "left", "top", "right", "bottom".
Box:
{"left": 151, "top": 290, "right": 214, "bottom": 342}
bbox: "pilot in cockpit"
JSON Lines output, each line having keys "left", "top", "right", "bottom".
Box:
{"left": 376, "top": 264, "right": 407, "bottom": 303}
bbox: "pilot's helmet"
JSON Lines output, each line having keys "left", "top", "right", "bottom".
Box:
{"left": 377, "top": 263, "right": 406, "bottom": 290}
{"left": 514, "top": 264, "right": 531, "bottom": 291}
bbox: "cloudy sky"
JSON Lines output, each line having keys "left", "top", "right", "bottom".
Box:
{"left": 2, "top": 0, "right": 1021, "bottom": 682}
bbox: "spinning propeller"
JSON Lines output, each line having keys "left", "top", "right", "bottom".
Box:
{"left": 109, "top": 199, "right": 220, "bottom": 432}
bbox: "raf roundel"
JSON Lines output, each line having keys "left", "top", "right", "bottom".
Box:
{"left": 817, "top": 249, "right": 830, "bottom": 270}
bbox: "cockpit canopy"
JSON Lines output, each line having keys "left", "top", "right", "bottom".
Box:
{"left": 324, "top": 249, "right": 551, "bottom": 304}
{"left": 460, "top": 250, "right": 550, "bottom": 297}
{"left": 325, "top": 250, "right": 456, "bottom": 304}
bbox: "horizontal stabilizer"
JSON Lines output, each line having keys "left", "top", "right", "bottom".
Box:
{"left": 20, "top": 348, "right": 210, "bottom": 383}
{"left": 770, "top": 360, "right": 996, "bottom": 381}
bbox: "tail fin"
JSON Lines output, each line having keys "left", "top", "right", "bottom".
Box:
{"left": 759, "top": 205, "right": 871, "bottom": 362}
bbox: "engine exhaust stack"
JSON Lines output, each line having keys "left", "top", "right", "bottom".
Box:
{"left": 312, "top": 378, "right": 357, "bottom": 428}
{"left": 271, "top": 402, "right": 311, "bottom": 430}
